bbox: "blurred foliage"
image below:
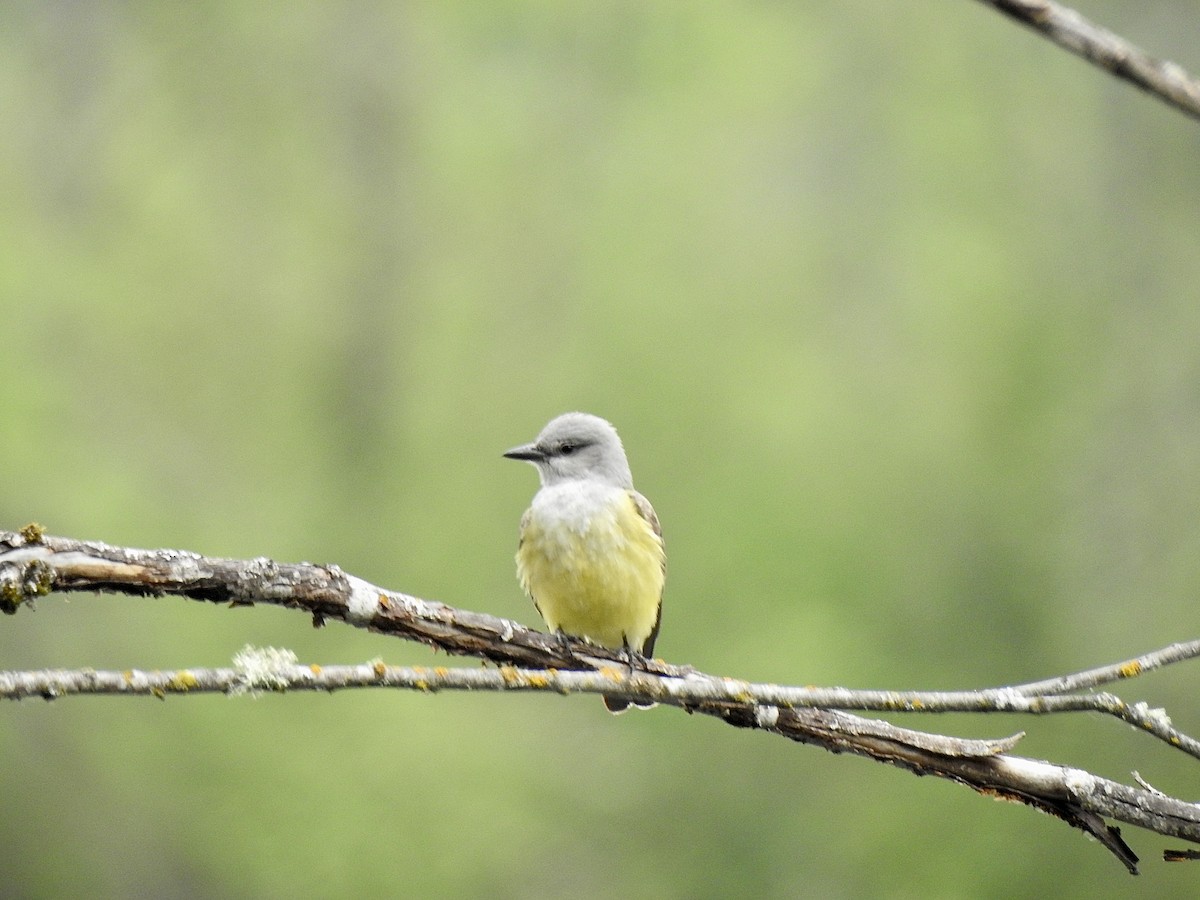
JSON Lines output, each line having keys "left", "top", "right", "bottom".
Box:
{"left": 2, "top": 2, "right": 1200, "bottom": 897}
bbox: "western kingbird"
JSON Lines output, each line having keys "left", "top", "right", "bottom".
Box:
{"left": 504, "top": 412, "right": 665, "bottom": 713}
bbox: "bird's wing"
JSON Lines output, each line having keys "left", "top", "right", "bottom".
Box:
{"left": 629, "top": 489, "right": 665, "bottom": 657}
{"left": 515, "top": 507, "right": 544, "bottom": 620}
{"left": 517, "top": 506, "right": 532, "bottom": 549}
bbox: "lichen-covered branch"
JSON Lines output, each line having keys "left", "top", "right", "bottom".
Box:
{"left": 6, "top": 529, "right": 1200, "bottom": 872}
{"left": 977, "top": 0, "right": 1200, "bottom": 122}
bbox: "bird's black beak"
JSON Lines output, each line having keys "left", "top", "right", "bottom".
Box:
{"left": 503, "top": 442, "right": 544, "bottom": 462}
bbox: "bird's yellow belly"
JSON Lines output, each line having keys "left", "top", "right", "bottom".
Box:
{"left": 517, "top": 492, "right": 663, "bottom": 652}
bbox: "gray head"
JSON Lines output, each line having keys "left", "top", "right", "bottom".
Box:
{"left": 503, "top": 412, "right": 634, "bottom": 489}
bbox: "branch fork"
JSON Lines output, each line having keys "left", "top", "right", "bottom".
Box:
{"left": 5, "top": 529, "right": 1200, "bottom": 874}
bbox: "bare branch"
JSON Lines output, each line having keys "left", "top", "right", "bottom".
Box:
{"left": 1011, "top": 639, "right": 1200, "bottom": 694}
{"left": 6, "top": 530, "right": 1200, "bottom": 872}
{"left": 977, "top": 0, "right": 1200, "bottom": 122}
{"left": 3, "top": 531, "right": 1198, "bottom": 756}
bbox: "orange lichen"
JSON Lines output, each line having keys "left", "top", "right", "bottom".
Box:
{"left": 168, "top": 671, "right": 198, "bottom": 691}
{"left": 1118, "top": 660, "right": 1143, "bottom": 678}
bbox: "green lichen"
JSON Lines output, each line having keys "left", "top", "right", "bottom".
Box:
{"left": 23, "top": 559, "right": 52, "bottom": 596}
{"left": 0, "top": 559, "right": 54, "bottom": 614}
{"left": 19, "top": 522, "right": 45, "bottom": 544}
{"left": 0, "top": 578, "right": 23, "bottom": 615}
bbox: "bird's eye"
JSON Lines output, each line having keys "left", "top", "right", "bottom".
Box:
{"left": 559, "top": 442, "right": 577, "bottom": 455}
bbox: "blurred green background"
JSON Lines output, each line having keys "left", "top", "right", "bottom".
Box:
{"left": 2, "top": 2, "right": 1200, "bottom": 897}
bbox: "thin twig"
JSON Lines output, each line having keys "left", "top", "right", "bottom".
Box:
{"left": 2, "top": 651, "right": 1187, "bottom": 875}
{"left": 977, "top": 0, "right": 1200, "bottom": 122}
{"left": 1010, "top": 639, "right": 1200, "bottom": 694}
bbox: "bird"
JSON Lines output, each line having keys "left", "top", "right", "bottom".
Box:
{"left": 503, "top": 412, "right": 665, "bottom": 713}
